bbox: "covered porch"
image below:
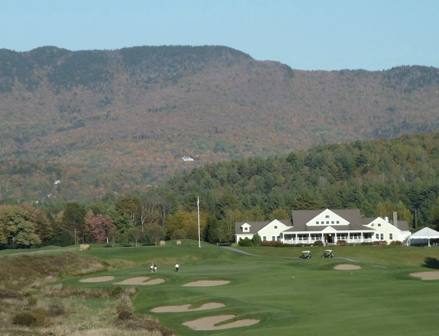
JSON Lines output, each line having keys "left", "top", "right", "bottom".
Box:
{"left": 281, "top": 230, "right": 374, "bottom": 245}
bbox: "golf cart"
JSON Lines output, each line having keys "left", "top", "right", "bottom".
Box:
{"left": 322, "top": 249, "right": 334, "bottom": 258}
{"left": 300, "top": 250, "right": 312, "bottom": 259}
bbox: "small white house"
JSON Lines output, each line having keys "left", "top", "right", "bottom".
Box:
{"left": 365, "top": 216, "right": 411, "bottom": 243}
{"left": 235, "top": 219, "right": 291, "bottom": 243}
{"left": 182, "top": 156, "right": 194, "bottom": 162}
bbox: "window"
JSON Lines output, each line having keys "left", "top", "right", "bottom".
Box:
{"left": 325, "top": 215, "right": 330, "bottom": 218}
{"left": 378, "top": 223, "right": 381, "bottom": 227}
{"left": 389, "top": 233, "right": 393, "bottom": 240}
{"left": 274, "top": 226, "right": 277, "bottom": 229}
{"left": 272, "top": 236, "right": 275, "bottom": 241}
{"left": 331, "top": 221, "right": 334, "bottom": 224}
{"left": 380, "top": 234, "right": 384, "bottom": 240}
{"left": 375, "top": 234, "right": 379, "bottom": 239}
{"left": 371, "top": 224, "right": 374, "bottom": 227}
{"left": 263, "top": 236, "right": 266, "bottom": 241}
{"left": 336, "top": 221, "right": 340, "bottom": 224}
{"left": 277, "top": 236, "right": 281, "bottom": 241}
{"left": 316, "top": 221, "right": 319, "bottom": 224}
{"left": 326, "top": 221, "right": 329, "bottom": 224}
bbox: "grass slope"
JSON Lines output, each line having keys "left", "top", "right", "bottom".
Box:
{"left": 56, "top": 241, "right": 439, "bottom": 336}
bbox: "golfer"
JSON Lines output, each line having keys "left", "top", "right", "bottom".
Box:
{"left": 175, "top": 263, "right": 180, "bottom": 272}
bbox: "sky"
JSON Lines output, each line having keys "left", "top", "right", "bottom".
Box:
{"left": 1, "top": 0, "right": 438, "bottom": 70}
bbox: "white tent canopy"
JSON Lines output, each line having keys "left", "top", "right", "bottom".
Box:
{"left": 408, "top": 227, "right": 439, "bottom": 246}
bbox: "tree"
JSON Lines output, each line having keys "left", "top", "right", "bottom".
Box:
{"left": 62, "top": 203, "right": 86, "bottom": 243}
{"left": 85, "top": 211, "right": 116, "bottom": 243}
{"left": 252, "top": 233, "right": 262, "bottom": 246}
{"left": 126, "top": 227, "right": 145, "bottom": 247}
{"left": 166, "top": 208, "right": 207, "bottom": 240}
{"left": 429, "top": 197, "right": 439, "bottom": 230}
{"left": 0, "top": 205, "right": 41, "bottom": 248}
{"left": 145, "top": 224, "right": 165, "bottom": 245}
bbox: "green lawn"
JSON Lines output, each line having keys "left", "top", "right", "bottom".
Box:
{"left": 61, "top": 242, "right": 439, "bottom": 335}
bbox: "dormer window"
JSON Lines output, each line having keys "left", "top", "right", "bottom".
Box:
{"left": 241, "top": 224, "right": 251, "bottom": 233}
{"left": 274, "top": 226, "right": 278, "bottom": 229}
{"left": 336, "top": 221, "right": 339, "bottom": 224}
{"left": 316, "top": 221, "right": 319, "bottom": 224}
{"left": 325, "top": 215, "right": 330, "bottom": 218}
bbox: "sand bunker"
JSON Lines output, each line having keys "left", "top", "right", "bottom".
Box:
{"left": 151, "top": 302, "right": 225, "bottom": 313}
{"left": 114, "top": 276, "right": 165, "bottom": 286}
{"left": 183, "top": 314, "right": 259, "bottom": 331}
{"left": 183, "top": 280, "right": 230, "bottom": 287}
{"left": 334, "top": 264, "right": 362, "bottom": 271}
{"left": 79, "top": 276, "right": 114, "bottom": 283}
{"left": 410, "top": 271, "right": 439, "bottom": 280}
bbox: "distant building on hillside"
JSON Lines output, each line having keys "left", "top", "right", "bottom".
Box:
{"left": 235, "top": 208, "right": 411, "bottom": 245}
{"left": 182, "top": 155, "right": 195, "bottom": 162}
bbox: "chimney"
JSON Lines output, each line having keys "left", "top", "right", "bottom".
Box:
{"left": 384, "top": 216, "right": 389, "bottom": 223}
{"left": 393, "top": 211, "right": 398, "bottom": 228}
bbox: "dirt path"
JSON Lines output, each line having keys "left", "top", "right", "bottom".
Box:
{"left": 334, "top": 264, "right": 362, "bottom": 270}
{"left": 79, "top": 276, "right": 114, "bottom": 283}
{"left": 410, "top": 271, "right": 439, "bottom": 280}
{"left": 183, "top": 280, "right": 230, "bottom": 287}
{"left": 183, "top": 314, "right": 259, "bottom": 331}
{"left": 114, "top": 276, "right": 165, "bottom": 285}
{"left": 151, "top": 302, "right": 225, "bottom": 313}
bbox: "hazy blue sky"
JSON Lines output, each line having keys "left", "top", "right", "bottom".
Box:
{"left": 1, "top": 0, "right": 438, "bottom": 70}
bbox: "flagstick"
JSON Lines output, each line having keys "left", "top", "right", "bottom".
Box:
{"left": 197, "top": 196, "right": 201, "bottom": 248}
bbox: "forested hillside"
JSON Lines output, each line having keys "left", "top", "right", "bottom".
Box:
{"left": 2, "top": 133, "right": 439, "bottom": 248}
{"left": 1, "top": 46, "right": 439, "bottom": 200}
{"left": 165, "top": 132, "right": 439, "bottom": 239}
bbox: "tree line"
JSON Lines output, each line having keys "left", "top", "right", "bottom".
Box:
{"left": 2, "top": 133, "right": 439, "bottom": 248}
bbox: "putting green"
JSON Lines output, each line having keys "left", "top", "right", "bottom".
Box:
{"left": 68, "top": 241, "right": 439, "bottom": 336}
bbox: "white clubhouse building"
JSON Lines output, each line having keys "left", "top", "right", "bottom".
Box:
{"left": 235, "top": 208, "right": 411, "bottom": 245}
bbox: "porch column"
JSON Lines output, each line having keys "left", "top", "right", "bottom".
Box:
{"left": 348, "top": 232, "right": 351, "bottom": 243}
{"left": 334, "top": 233, "right": 338, "bottom": 244}
{"left": 321, "top": 232, "right": 324, "bottom": 246}
{"left": 361, "top": 232, "right": 364, "bottom": 243}
{"left": 308, "top": 233, "right": 311, "bottom": 244}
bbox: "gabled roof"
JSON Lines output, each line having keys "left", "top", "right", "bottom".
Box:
{"left": 235, "top": 219, "right": 291, "bottom": 235}
{"left": 235, "top": 221, "right": 269, "bottom": 235}
{"left": 286, "top": 208, "right": 371, "bottom": 232}
{"left": 409, "top": 227, "right": 439, "bottom": 239}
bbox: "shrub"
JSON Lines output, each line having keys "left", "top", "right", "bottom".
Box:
{"left": 252, "top": 233, "right": 262, "bottom": 246}
{"left": 424, "top": 257, "right": 439, "bottom": 269}
{"left": 117, "top": 294, "right": 133, "bottom": 320}
{"left": 313, "top": 240, "right": 323, "bottom": 246}
{"left": 13, "top": 312, "right": 37, "bottom": 326}
{"left": 48, "top": 302, "right": 65, "bottom": 316}
{"left": 373, "top": 241, "right": 387, "bottom": 246}
{"left": 27, "top": 296, "right": 38, "bottom": 306}
{"left": 337, "top": 240, "right": 347, "bottom": 246}
{"left": 261, "top": 241, "right": 288, "bottom": 247}
{"left": 31, "top": 307, "right": 49, "bottom": 326}
{"left": 13, "top": 308, "right": 48, "bottom": 327}
{"left": 111, "top": 286, "right": 124, "bottom": 297}
{"left": 360, "top": 242, "right": 373, "bottom": 246}
{"left": 389, "top": 241, "right": 402, "bottom": 246}
{"left": 238, "top": 238, "right": 253, "bottom": 247}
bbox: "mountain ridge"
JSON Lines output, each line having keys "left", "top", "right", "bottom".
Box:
{"left": 1, "top": 45, "right": 439, "bottom": 200}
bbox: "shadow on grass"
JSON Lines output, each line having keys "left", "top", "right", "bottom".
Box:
{"left": 423, "top": 257, "right": 439, "bottom": 269}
